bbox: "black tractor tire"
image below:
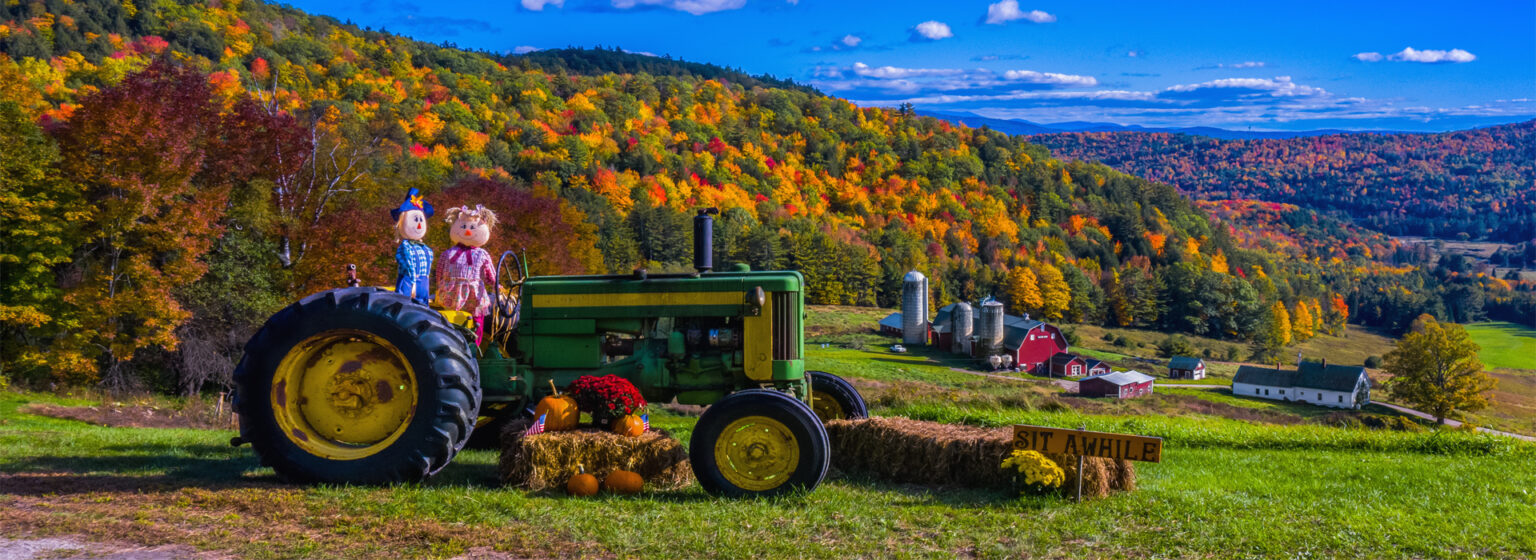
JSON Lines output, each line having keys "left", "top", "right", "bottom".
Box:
{"left": 689, "top": 389, "right": 829, "bottom": 498}
{"left": 808, "top": 370, "right": 868, "bottom": 422}
{"left": 233, "top": 287, "right": 481, "bottom": 484}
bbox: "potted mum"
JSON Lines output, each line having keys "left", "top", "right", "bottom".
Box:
{"left": 567, "top": 374, "right": 647, "bottom": 429}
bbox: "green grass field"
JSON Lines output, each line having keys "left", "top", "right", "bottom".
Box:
{"left": 1464, "top": 322, "right": 1536, "bottom": 372}
{"left": 4, "top": 307, "right": 1534, "bottom": 558}
{"left": 4, "top": 390, "right": 1534, "bottom": 559}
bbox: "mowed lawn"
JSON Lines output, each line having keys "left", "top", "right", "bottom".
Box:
{"left": 4, "top": 388, "right": 1536, "bottom": 559}
{"left": 1464, "top": 322, "right": 1536, "bottom": 372}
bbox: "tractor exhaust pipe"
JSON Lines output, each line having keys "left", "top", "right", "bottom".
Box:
{"left": 694, "top": 207, "right": 719, "bottom": 273}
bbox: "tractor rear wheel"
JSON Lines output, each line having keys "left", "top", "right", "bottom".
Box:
{"left": 689, "top": 389, "right": 829, "bottom": 498}
{"left": 808, "top": 370, "right": 868, "bottom": 423}
{"left": 233, "top": 288, "right": 480, "bottom": 484}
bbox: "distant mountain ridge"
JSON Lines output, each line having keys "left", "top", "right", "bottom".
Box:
{"left": 919, "top": 110, "right": 1387, "bottom": 140}
{"left": 1026, "top": 120, "right": 1536, "bottom": 242}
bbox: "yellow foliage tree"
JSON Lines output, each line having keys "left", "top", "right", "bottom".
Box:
{"left": 1291, "top": 300, "right": 1315, "bottom": 341}
{"left": 1036, "top": 262, "right": 1071, "bottom": 321}
{"left": 1384, "top": 315, "right": 1497, "bottom": 424}
{"left": 1265, "top": 301, "right": 1292, "bottom": 349}
{"left": 1006, "top": 266, "right": 1042, "bottom": 316}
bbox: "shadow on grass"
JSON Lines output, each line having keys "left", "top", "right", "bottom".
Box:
{"left": 0, "top": 442, "right": 517, "bottom": 496}
{"left": 824, "top": 473, "right": 1044, "bottom": 510}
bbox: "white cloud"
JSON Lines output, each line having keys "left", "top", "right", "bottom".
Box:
{"left": 521, "top": 0, "right": 563, "bottom": 10}
{"left": 1164, "top": 76, "right": 1327, "bottom": 97}
{"left": 610, "top": 0, "right": 746, "bottom": 15}
{"left": 850, "top": 62, "right": 964, "bottom": 79}
{"left": 1002, "top": 69, "right": 1097, "bottom": 87}
{"left": 512, "top": 45, "right": 540, "bottom": 54}
{"left": 912, "top": 21, "right": 953, "bottom": 41}
{"left": 1355, "top": 48, "right": 1475, "bottom": 63}
{"left": 985, "top": 1, "right": 1055, "bottom": 25}
{"left": 841, "top": 34, "right": 862, "bottom": 48}
{"left": 1389, "top": 47, "right": 1476, "bottom": 63}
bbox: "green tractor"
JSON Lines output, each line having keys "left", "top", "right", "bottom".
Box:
{"left": 232, "top": 209, "right": 868, "bottom": 497}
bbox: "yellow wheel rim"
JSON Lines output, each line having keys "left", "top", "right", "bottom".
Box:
{"left": 713, "top": 415, "right": 800, "bottom": 492}
{"left": 271, "top": 330, "right": 417, "bottom": 460}
{"left": 811, "top": 391, "right": 846, "bottom": 423}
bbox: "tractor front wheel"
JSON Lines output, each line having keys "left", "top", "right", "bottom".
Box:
{"left": 689, "top": 389, "right": 829, "bottom": 498}
{"left": 233, "top": 288, "right": 480, "bottom": 484}
{"left": 808, "top": 370, "right": 868, "bottom": 423}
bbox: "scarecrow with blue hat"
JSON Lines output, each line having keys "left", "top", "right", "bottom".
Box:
{"left": 392, "top": 187, "right": 435, "bottom": 304}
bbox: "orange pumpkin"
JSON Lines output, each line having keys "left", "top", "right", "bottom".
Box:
{"left": 612, "top": 414, "right": 645, "bottom": 437}
{"left": 567, "top": 466, "right": 599, "bottom": 497}
{"left": 603, "top": 469, "right": 643, "bottom": 495}
{"left": 535, "top": 381, "right": 579, "bottom": 431}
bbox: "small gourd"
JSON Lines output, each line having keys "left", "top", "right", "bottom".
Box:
{"left": 567, "top": 465, "right": 599, "bottom": 497}
{"left": 535, "top": 380, "right": 579, "bottom": 431}
{"left": 603, "top": 469, "right": 643, "bottom": 495}
{"left": 612, "top": 414, "right": 645, "bottom": 437}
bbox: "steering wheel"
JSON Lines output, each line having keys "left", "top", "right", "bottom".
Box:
{"left": 488, "top": 250, "right": 526, "bottom": 346}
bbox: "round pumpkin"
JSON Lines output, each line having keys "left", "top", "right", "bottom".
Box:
{"left": 603, "top": 469, "right": 643, "bottom": 494}
{"left": 612, "top": 414, "right": 645, "bottom": 437}
{"left": 567, "top": 470, "right": 599, "bottom": 497}
{"left": 534, "top": 391, "right": 579, "bottom": 432}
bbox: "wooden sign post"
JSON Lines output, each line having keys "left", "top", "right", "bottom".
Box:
{"left": 1011, "top": 424, "right": 1163, "bottom": 502}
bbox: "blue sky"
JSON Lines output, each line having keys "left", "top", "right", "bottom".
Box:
{"left": 297, "top": 0, "right": 1535, "bottom": 131}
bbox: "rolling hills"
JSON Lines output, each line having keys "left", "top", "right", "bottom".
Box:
{"left": 1029, "top": 121, "right": 1536, "bottom": 242}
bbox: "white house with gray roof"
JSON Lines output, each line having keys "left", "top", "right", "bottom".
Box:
{"left": 1233, "top": 361, "right": 1371, "bottom": 409}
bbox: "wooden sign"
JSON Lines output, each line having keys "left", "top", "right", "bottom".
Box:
{"left": 1012, "top": 424, "right": 1163, "bottom": 463}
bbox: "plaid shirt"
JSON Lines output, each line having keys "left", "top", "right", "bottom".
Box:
{"left": 436, "top": 244, "right": 495, "bottom": 315}
{"left": 396, "top": 239, "right": 433, "bottom": 280}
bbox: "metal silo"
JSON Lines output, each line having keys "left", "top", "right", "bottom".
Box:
{"left": 951, "top": 302, "right": 973, "bottom": 354}
{"left": 978, "top": 298, "right": 1005, "bottom": 357}
{"left": 901, "top": 271, "right": 929, "bottom": 345}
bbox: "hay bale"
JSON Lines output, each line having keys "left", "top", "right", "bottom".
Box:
{"left": 498, "top": 419, "right": 692, "bottom": 492}
{"left": 825, "top": 417, "right": 1134, "bottom": 498}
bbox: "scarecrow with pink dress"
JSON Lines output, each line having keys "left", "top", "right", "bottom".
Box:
{"left": 437, "top": 204, "right": 498, "bottom": 343}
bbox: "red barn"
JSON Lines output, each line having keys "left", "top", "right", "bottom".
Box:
{"left": 1078, "top": 370, "right": 1155, "bottom": 399}
{"left": 999, "top": 317, "right": 1068, "bottom": 375}
{"left": 1049, "top": 352, "right": 1087, "bottom": 377}
{"left": 1085, "top": 359, "right": 1111, "bottom": 376}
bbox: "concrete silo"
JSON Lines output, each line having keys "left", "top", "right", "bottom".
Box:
{"left": 901, "top": 271, "right": 929, "bottom": 345}
{"left": 977, "top": 298, "right": 1005, "bottom": 357}
{"left": 950, "top": 301, "right": 973, "bottom": 354}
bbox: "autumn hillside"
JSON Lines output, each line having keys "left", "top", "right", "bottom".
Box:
{"left": 1030, "top": 122, "right": 1536, "bottom": 242}
{"left": 1, "top": 0, "right": 1533, "bottom": 391}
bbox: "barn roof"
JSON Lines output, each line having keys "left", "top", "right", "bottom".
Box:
{"left": 878, "top": 312, "right": 904, "bottom": 330}
{"left": 1082, "top": 370, "right": 1155, "bottom": 386}
{"left": 1168, "top": 356, "right": 1205, "bottom": 370}
{"left": 1000, "top": 316, "right": 1046, "bottom": 350}
{"left": 929, "top": 302, "right": 1047, "bottom": 345}
{"left": 1050, "top": 352, "right": 1083, "bottom": 367}
{"left": 1085, "top": 358, "right": 1107, "bottom": 370}
{"left": 1234, "top": 362, "right": 1367, "bottom": 392}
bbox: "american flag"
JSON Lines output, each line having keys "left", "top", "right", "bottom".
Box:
{"left": 525, "top": 413, "right": 546, "bottom": 436}
{"left": 641, "top": 414, "right": 649, "bottom": 431}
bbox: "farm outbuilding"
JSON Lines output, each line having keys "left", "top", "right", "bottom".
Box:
{"left": 878, "top": 312, "right": 904, "bottom": 336}
{"left": 1232, "top": 361, "right": 1371, "bottom": 409}
{"left": 1167, "top": 356, "right": 1206, "bottom": 380}
{"left": 1079, "top": 370, "right": 1155, "bottom": 399}
{"left": 1049, "top": 352, "right": 1087, "bottom": 377}
{"left": 1085, "top": 358, "right": 1111, "bottom": 376}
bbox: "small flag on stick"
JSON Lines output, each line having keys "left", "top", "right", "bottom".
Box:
{"left": 642, "top": 413, "right": 650, "bottom": 432}
{"left": 525, "top": 413, "right": 546, "bottom": 436}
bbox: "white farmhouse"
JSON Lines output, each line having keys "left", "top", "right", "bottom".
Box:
{"left": 1232, "top": 361, "right": 1371, "bottom": 409}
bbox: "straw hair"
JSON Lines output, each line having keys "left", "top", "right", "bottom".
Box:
{"left": 445, "top": 204, "right": 499, "bottom": 228}
{"left": 498, "top": 418, "right": 692, "bottom": 491}
{"left": 824, "top": 417, "right": 1134, "bottom": 498}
